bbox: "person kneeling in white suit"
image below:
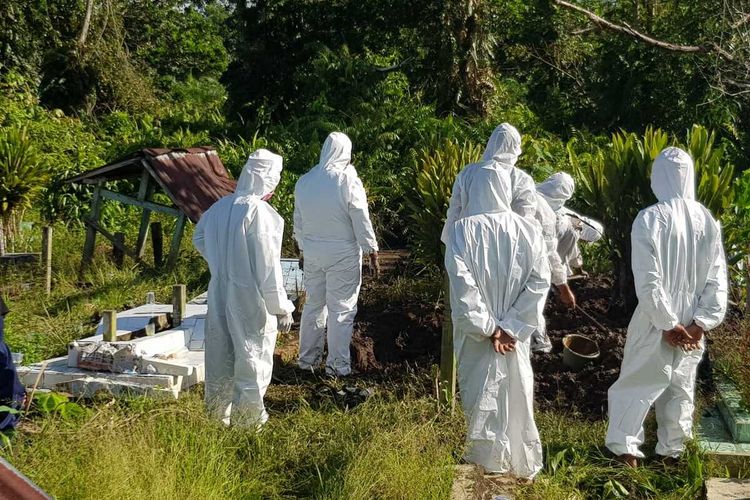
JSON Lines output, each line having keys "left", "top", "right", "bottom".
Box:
{"left": 445, "top": 159, "right": 551, "bottom": 479}
{"left": 606, "top": 147, "right": 728, "bottom": 466}
{"left": 193, "top": 149, "right": 295, "bottom": 428}
{"left": 536, "top": 172, "right": 604, "bottom": 280}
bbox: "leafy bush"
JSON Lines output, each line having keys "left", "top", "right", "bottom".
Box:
{"left": 0, "top": 126, "right": 48, "bottom": 252}
{"left": 405, "top": 139, "right": 482, "bottom": 269}
{"left": 687, "top": 125, "right": 736, "bottom": 217}
{"left": 570, "top": 127, "right": 667, "bottom": 310}
{"left": 722, "top": 170, "right": 750, "bottom": 305}
{"left": 571, "top": 125, "right": 738, "bottom": 312}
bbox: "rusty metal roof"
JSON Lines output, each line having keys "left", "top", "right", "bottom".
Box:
{"left": 66, "top": 147, "right": 237, "bottom": 223}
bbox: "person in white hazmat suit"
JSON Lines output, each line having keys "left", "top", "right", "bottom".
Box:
{"left": 294, "top": 132, "right": 379, "bottom": 377}
{"left": 536, "top": 172, "right": 604, "bottom": 278}
{"left": 441, "top": 123, "right": 554, "bottom": 353}
{"left": 193, "top": 149, "right": 295, "bottom": 428}
{"left": 606, "top": 147, "right": 727, "bottom": 466}
{"left": 441, "top": 123, "right": 536, "bottom": 245}
{"left": 445, "top": 161, "right": 551, "bottom": 478}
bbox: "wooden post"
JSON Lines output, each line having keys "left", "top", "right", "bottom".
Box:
{"left": 151, "top": 222, "right": 163, "bottom": 266}
{"left": 135, "top": 171, "right": 153, "bottom": 258}
{"left": 144, "top": 323, "right": 155, "bottom": 336}
{"left": 41, "top": 226, "right": 52, "bottom": 296}
{"left": 746, "top": 241, "right": 750, "bottom": 314}
{"left": 81, "top": 182, "right": 103, "bottom": 271}
{"left": 172, "top": 284, "right": 186, "bottom": 327}
{"left": 102, "top": 310, "right": 117, "bottom": 342}
{"left": 167, "top": 213, "right": 187, "bottom": 269}
{"left": 112, "top": 232, "right": 125, "bottom": 268}
{"left": 439, "top": 271, "right": 456, "bottom": 410}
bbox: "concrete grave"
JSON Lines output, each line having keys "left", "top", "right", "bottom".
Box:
{"left": 705, "top": 478, "right": 750, "bottom": 500}
{"left": 17, "top": 262, "right": 302, "bottom": 399}
{"left": 18, "top": 295, "right": 208, "bottom": 399}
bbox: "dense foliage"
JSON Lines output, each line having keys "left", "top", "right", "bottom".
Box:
{"left": 1, "top": 0, "right": 749, "bottom": 302}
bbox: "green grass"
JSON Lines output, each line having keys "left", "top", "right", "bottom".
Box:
{"left": 3, "top": 395, "right": 722, "bottom": 500}
{"left": 0, "top": 223, "right": 735, "bottom": 499}
{"left": 521, "top": 412, "right": 721, "bottom": 499}
{"left": 4, "top": 391, "right": 462, "bottom": 500}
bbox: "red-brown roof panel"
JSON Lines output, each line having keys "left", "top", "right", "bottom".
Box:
{"left": 144, "top": 149, "right": 236, "bottom": 223}
{"left": 67, "top": 148, "right": 237, "bottom": 222}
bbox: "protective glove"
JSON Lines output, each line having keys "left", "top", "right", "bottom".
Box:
{"left": 277, "top": 313, "right": 293, "bottom": 333}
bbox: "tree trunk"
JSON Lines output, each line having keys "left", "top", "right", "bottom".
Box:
{"left": 0, "top": 219, "right": 5, "bottom": 256}
{"left": 78, "top": 0, "right": 95, "bottom": 47}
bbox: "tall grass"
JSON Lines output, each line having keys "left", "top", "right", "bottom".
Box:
{"left": 3, "top": 392, "right": 462, "bottom": 500}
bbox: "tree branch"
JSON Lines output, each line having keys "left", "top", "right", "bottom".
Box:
{"left": 78, "top": 0, "right": 95, "bottom": 47}
{"left": 553, "top": 0, "right": 734, "bottom": 62}
{"left": 732, "top": 13, "right": 750, "bottom": 30}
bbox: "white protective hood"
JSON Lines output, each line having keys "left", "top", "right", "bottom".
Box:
{"left": 481, "top": 123, "right": 522, "bottom": 166}
{"left": 461, "top": 162, "right": 513, "bottom": 217}
{"left": 317, "top": 132, "right": 352, "bottom": 172}
{"left": 235, "top": 149, "right": 283, "bottom": 197}
{"left": 651, "top": 147, "right": 695, "bottom": 202}
{"left": 536, "top": 172, "right": 575, "bottom": 212}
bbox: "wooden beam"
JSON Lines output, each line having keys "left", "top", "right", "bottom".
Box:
{"left": 102, "top": 310, "right": 117, "bottom": 342}
{"left": 139, "top": 159, "right": 180, "bottom": 207}
{"left": 135, "top": 170, "right": 154, "bottom": 258}
{"left": 439, "top": 271, "right": 456, "bottom": 411}
{"left": 41, "top": 226, "right": 52, "bottom": 296}
{"left": 151, "top": 221, "right": 164, "bottom": 267}
{"left": 81, "top": 183, "right": 103, "bottom": 272}
{"left": 166, "top": 214, "right": 187, "bottom": 269}
{"left": 112, "top": 232, "right": 125, "bottom": 268}
{"left": 99, "top": 189, "right": 180, "bottom": 218}
{"left": 172, "top": 284, "right": 187, "bottom": 327}
{"left": 84, "top": 219, "right": 142, "bottom": 263}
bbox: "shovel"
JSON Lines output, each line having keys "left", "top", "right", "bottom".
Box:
{"left": 551, "top": 285, "right": 610, "bottom": 334}
{"left": 574, "top": 305, "right": 610, "bottom": 334}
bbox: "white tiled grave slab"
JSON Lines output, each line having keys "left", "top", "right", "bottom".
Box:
{"left": 19, "top": 258, "right": 301, "bottom": 400}
{"left": 20, "top": 297, "right": 208, "bottom": 399}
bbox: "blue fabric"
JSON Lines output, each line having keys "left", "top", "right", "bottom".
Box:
{"left": 0, "top": 314, "right": 25, "bottom": 431}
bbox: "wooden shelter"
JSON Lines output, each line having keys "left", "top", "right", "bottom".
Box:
{"left": 67, "top": 147, "right": 236, "bottom": 270}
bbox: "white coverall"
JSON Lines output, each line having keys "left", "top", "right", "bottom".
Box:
{"left": 606, "top": 147, "right": 728, "bottom": 458}
{"left": 193, "top": 149, "right": 295, "bottom": 428}
{"left": 294, "top": 132, "right": 379, "bottom": 376}
{"left": 536, "top": 172, "right": 604, "bottom": 274}
{"left": 441, "top": 123, "right": 537, "bottom": 245}
{"left": 529, "top": 192, "right": 563, "bottom": 352}
{"left": 445, "top": 161, "right": 551, "bottom": 478}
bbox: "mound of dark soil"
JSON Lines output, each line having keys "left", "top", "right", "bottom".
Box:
{"left": 350, "top": 277, "right": 442, "bottom": 371}
{"left": 348, "top": 274, "right": 629, "bottom": 418}
{"left": 533, "top": 276, "right": 627, "bottom": 419}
